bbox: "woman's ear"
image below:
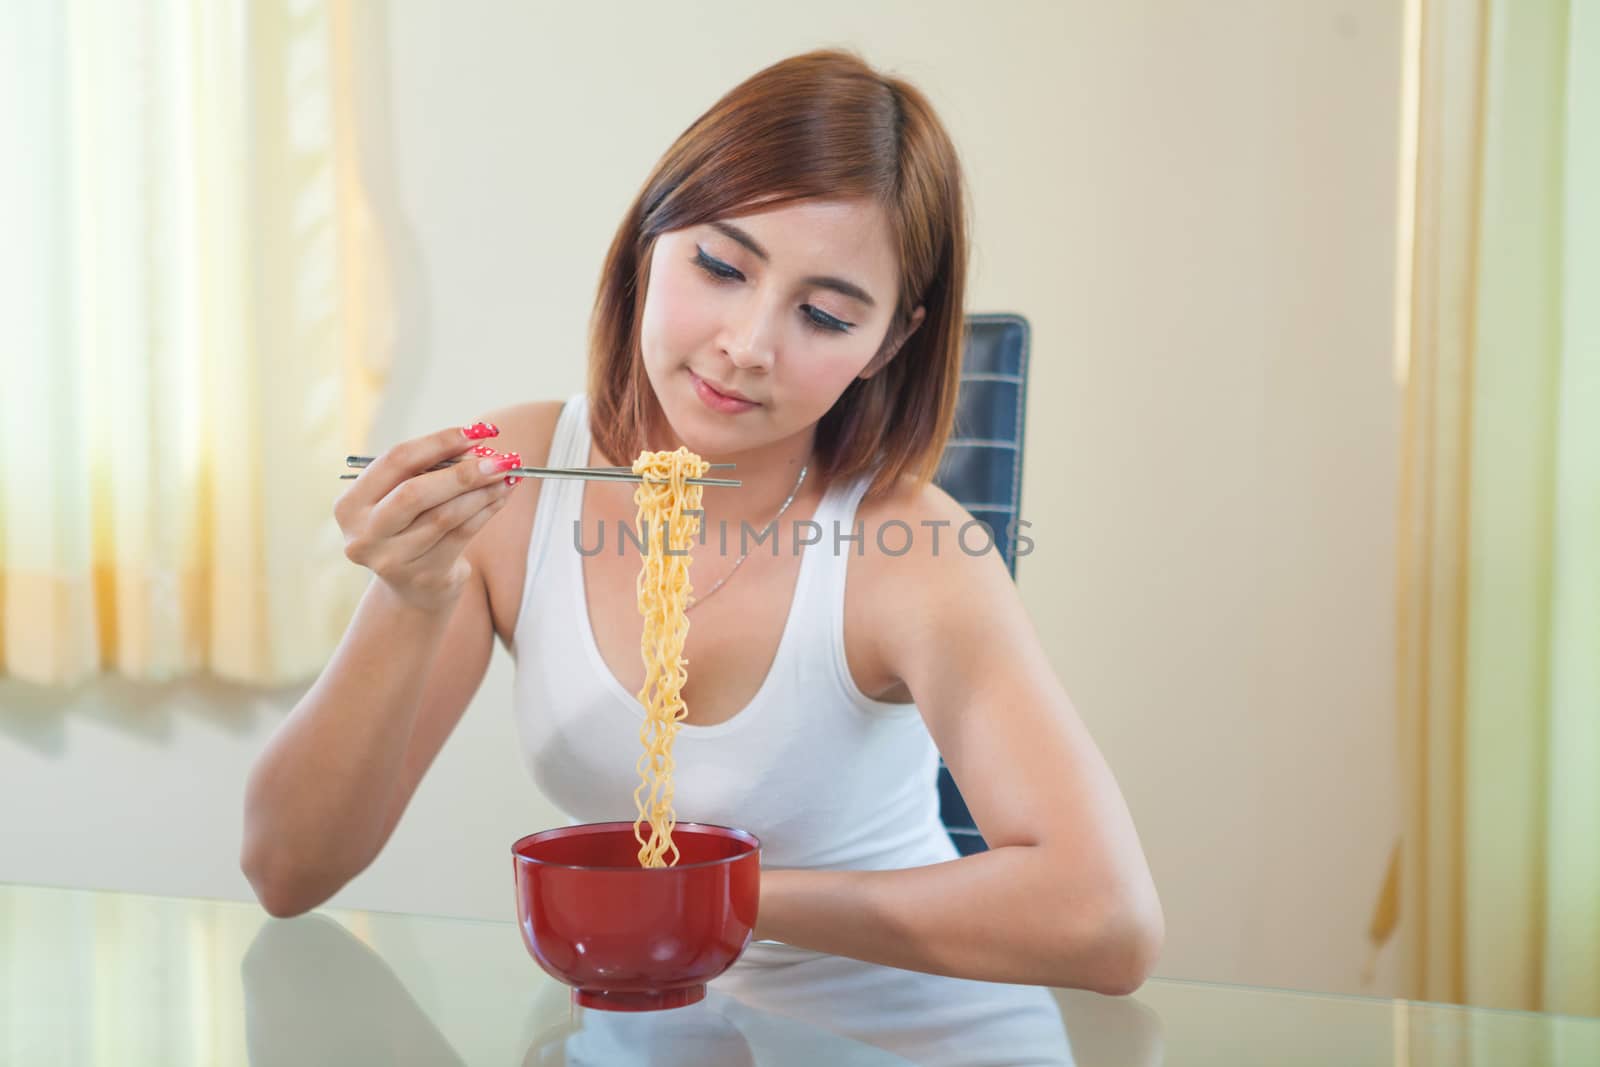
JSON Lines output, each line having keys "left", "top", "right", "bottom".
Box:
{"left": 859, "top": 304, "right": 927, "bottom": 380}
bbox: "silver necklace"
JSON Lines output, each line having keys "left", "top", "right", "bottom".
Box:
{"left": 687, "top": 462, "right": 808, "bottom": 612}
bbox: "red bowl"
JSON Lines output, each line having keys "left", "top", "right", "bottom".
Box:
{"left": 511, "top": 821, "right": 761, "bottom": 1012}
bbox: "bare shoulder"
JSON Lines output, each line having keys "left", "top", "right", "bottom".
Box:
{"left": 844, "top": 473, "right": 1015, "bottom": 699}
{"left": 853, "top": 473, "right": 1014, "bottom": 614}
{"left": 463, "top": 398, "right": 569, "bottom": 648}
{"left": 854, "top": 472, "right": 1005, "bottom": 572}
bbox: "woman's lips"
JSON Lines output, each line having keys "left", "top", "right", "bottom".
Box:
{"left": 689, "top": 369, "right": 759, "bottom": 413}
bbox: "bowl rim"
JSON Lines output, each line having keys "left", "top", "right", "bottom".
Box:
{"left": 511, "top": 820, "right": 762, "bottom": 872}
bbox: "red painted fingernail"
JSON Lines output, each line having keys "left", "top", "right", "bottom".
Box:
{"left": 495, "top": 456, "right": 518, "bottom": 471}
{"left": 462, "top": 421, "right": 500, "bottom": 440}
{"left": 470, "top": 444, "right": 497, "bottom": 457}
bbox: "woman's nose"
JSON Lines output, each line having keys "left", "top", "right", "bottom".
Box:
{"left": 722, "top": 300, "right": 779, "bottom": 371}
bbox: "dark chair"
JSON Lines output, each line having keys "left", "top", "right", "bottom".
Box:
{"left": 930, "top": 312, "right": 1030, "bottom": 856}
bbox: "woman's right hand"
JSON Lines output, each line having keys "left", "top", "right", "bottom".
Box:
{"left": 334, "top": 422, "right": 522, "bottom": 614}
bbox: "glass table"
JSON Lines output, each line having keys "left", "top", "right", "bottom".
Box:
{"left": 4, "top": 881, "right": 1598, "bottom": 1065}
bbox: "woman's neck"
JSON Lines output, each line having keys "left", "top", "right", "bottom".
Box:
{"left": 643, "top": 413, "right": 819, "bottom": 532}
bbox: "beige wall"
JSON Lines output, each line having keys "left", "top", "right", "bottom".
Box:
{"left": 0, "top": 0, "right": 1406, "bottom": 998}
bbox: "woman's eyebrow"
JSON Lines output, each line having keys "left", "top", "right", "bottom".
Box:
{"left": 709, "top": 221, "right": 877, "bottom": 308}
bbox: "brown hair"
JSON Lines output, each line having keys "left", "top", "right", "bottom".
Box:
{"left": 586, "top": 47, "right": 970, "bottom": 503}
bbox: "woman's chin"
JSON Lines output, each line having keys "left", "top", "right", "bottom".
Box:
{"left": 654, "top": 398, "right": 769, "bottom": 456}
{"left": 656, "top": 407, "right": 757, "bottom": 459}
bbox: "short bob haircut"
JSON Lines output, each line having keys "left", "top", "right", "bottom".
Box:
{"left": 586, "top": 47, "right": 971, "bottom": 504}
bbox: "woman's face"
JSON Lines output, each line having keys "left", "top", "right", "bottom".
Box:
{"left": 638, "top": 196, "right": 923, "bottom": 458}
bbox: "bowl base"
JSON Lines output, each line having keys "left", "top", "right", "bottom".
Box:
{"left": 574, "top": 984, "right": 707, "bottom": 1012}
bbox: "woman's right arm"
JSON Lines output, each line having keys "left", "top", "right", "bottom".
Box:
{"left": 240, "top": 424, "right": 522, "bottom": 917}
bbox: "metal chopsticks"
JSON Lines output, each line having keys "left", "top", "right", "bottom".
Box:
{"left": 339, "top": 455, "right": 740, "bottom": 488}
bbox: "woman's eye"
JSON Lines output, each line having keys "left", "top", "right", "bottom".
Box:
{"left": 693, "top": 248, "right": 741, "bottom": 281}
{"left": 692, "top": 247, "right": 853, "bottom": 335}
{"left": 802, "top": 306, "right": 851, "bottom": 334}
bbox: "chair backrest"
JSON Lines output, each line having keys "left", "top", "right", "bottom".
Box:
{"left": 929, "top": 312, "right": 1030, "bottom": 855}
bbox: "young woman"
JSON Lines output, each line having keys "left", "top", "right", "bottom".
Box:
{"left": 241, "top": 47, "right": 1164, "bottom": 997}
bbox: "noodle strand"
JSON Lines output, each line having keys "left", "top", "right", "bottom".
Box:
{"left": 630, "top": 447, "right": 709, "bottom": 868}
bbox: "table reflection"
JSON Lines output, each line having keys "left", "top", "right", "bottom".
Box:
{"left": 714, "top": 941, "right": 1081, "bottom": 1066}
{"left": 21, "top": 882, "right": 1591, "bottom": 1065}
{"left": 519, "top": 990, "right": 916, "bottom": 1065}
{"left": 241, "top": 914, "right": 465, "bottom": 1066}
{"left": 238, "top": 916, "right": 1114, "bottom": 1065}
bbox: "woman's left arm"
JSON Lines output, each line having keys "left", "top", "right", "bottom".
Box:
{"left": 755, "top": 486, "right": 1165, "bottom": 995}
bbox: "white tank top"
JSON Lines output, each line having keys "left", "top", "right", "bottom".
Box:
{"left": 510, "top": 392, "right": 959, "bottom": 873}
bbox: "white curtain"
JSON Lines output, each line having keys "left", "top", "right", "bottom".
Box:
{"left": 1381, "top": 0, "right": 1600, "bottom": 1026}
{"left": 0, "top": 0, "right": 390, "bottom": 685}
